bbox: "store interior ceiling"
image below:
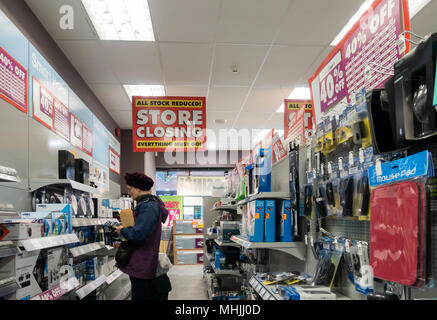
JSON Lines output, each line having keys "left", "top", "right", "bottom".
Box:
{"left": 24, "top": 0, "right": 437, "bottom": 150}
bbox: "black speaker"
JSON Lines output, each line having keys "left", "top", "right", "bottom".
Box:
{"left": 58, "top": 150, "right": 75, "bottom": 180}
{"left": 367, "top": 89, "right": 399, "bottom": 154}
{"left": 392, "top": 33, "right": 437, "bottom": 142}
{"left": 74, "top": 159, "right": 89, "bottom": 185}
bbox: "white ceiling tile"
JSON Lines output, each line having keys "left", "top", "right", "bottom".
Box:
{"left": 159, "top": 43, "right": 213, "bottom": 84}
{"left": 217, "top": 0, "right": 291, "bottom": 44}
{"left": 207, "top": 86, "right": 249, "bottom": 111}
{"left": 165, "top": 85, "right": 208, "bottom": 97}
{"left": 57, "top": 40, "right": 119, "bottom": 83}
{"left": 101, "top": 42, "right": 163, "bottom": 83}
{"left": 25, "top": 0, "right": 98, "bottom": 41}
{"left": 255, "top": 45, "right": 325, "bottom": 87}
{"left": 148, "top": 0, "right": 220, "bottom": 43}
{"left": 211, "top": 44, "right": 269, "bottom": 86}
{"left": 303, "top": 46, "right": 333, "bottom": 84}
{"left": 233, "top": 112, "right": 273, "bottom": 130}
{"left": 410, "top": 0, "right": 437, "bottom": 37}
{"left": 275, "top": 0, "right": 363, "bottom": 46}
{"left": 262, "top": 113, "right": 284, "bottom": 131}
{"left": 88, "top": 84, "right": 131, "bottom": 110}
{"left": 107, "top": 110, "right": 132, "bottom": 129}
{"left": 242, "top": 86, "right": 291, "bottom": 113}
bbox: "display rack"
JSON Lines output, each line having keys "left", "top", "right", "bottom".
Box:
{"left": 75, "top": 275, "right": 107, "bottom": 300}
{"left": 173, "top": 220, "right": 204, "bottom": 265}
{"left": 249, "top": 276, "right": 281, "bottom": 300}
{"left": 0, "top": 277, "right": 20, "bottom": 298}
{"left": 214, "top": 238, "right": 240, "bottom": 247}
{"left": 29, "top": 179, "right": 103, "bottom": 196}
{"left": 0, "top": 242, "right": 21, "bottom": 258}
{"left": 205, "top": 252, "right": 241, "bottom": 276}
{"left": 210, "top": 204, "right": 238, "bottom": 212}
{"left": 20, "top": 234, "right": 80, "bottom": 251}
{"left": 31, "top": 277, "right": 80, "bottom": 300}
{"left": 237, "top": 192, "right": 290, "bottom": 206}
{"left": 230, "top": 235, "right": 306, "bottom": 260}
{"left": 72, "top": 218, "right": 104, "bottom": 227}
{"left": 69, "top": 242, "right": 106, "bottom": 258}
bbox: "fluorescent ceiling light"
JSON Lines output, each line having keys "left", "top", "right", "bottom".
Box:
{"left": 409, "top": 0, "right": 432, "bottom": 18}
{"left": 330, "top": 0, "right": 373, "bottom": 46}
{"left": 276, "top": 87, "right": 311, "bottom": 113}
{"left": 82, "top": 0, "right": 155, "bottom": 41}
{"left": 123, "top": 85, "right": 165, "bottom": 102}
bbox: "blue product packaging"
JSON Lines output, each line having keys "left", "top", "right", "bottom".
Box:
{"left": 248, "top": 200, "right": 265, "bottom": 242}
{"left": 280, "top": 200, "right": 293, "bottom": 242}
{"left": 255, "top": 147, "right": 272, "bottom": 193}
{"left": 264, "top": 200, "right": 276, "bottom": 242}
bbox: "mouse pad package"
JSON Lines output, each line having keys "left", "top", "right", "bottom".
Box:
{"left": 370, "top": 180, "right": 426, "bottom": 287}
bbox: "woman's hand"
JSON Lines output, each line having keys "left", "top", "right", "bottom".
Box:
{"left": 114, "top": 225, "right": 124, "bottom": 235}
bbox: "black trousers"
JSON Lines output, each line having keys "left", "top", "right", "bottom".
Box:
{"left": 129, "top": 274, "right": 172, "bottom": 300}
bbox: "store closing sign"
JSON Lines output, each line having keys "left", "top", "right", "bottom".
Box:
{"left": 309, "top": 0, "right": 410, "bottom": 125}
{"left": 132, "top": 96, "right": 206, "bottom": 152}
{"left": 284, "top": 100, "right": 313, "bottom": 144}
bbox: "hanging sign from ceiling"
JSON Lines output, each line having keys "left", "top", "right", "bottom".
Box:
{"left": 284, "top": 100, "right": 313, "bottom": 144}
{"left": 132, "top": 96, "right": 206, "bottom": 152}
{"left": 308, "top": 0, "right": 410, "bottom": 125}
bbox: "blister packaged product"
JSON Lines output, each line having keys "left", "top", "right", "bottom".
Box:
{"left": 354, "top": 241, "right": 373, "bottom": 294}
{"left": 343, "top": 240, "right": 355, "bottom": 284}
{"left": 338, "top": 176, "right": 354, "bottom": 217}
{"left": 352, "top": 172, "right": 370, "bottom": 216}
{"left": 312, "top": 240, "right": 334, "bottom": 287}
{"left": 370, "top": 179, "right": 427, "bottom": 287}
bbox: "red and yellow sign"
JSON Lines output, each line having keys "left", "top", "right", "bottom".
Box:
{"left": 132, "top": 96, "right": 206, "bottom": 152}
{"left": 284, "top": 100, "right": 313, "bottom": 144}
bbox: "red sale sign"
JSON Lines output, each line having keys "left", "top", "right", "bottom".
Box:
{"left": 309, "top": 0, "right": 410, "bottom": 125}
{"left": 132, "top": 96, "right": 206, "bottom": 152}
{"left": 284, "top": 100, "right": 313, "bottom": 144}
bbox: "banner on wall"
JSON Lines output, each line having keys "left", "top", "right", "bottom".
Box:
{"left": 177, "top": 176, "right": 226, "bottom": 196}
{"left": 70, "top": 113, "right": 83, "bottom": 149}
{"left": 309, "top": 0, "right": 410, "bottom": 125}
{"left": 0, "top": 46, "right": 27, "bottom": 113}
{"left": 82, "top": 123, "right": 93, "bottom": 156}
{"left": 284, "top": 100, "right": 313, "bottom": 144}
{"left": 132, "top": 96, "right": 206, "bottom": 152}
{"left": 160, "top": 196, "right": 183, "bottom": 227}
{"left": 272, "top": 132, "right": 287, "bottom": 162}
{"left": 109, "top": 148, "right": 120, "bottom": 175}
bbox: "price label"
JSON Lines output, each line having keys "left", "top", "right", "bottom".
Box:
{"left": 349, "top": 152, "right": 354, "bottom": 166}
{"left": 376, "top": 159, "right": 383, "bottom": 176}
{"left": 263, "top": 291, "right": 270, "bottom": 300}
{"left": 327, "top": 162, "right": 332, "bottom": 174}
{"left": 359, "top": 148, "right": 365, "bottom": 164}
{"left": 338, "top": 157, "right": 343, "bottom": 171}
{"left": 321, "top": 164, "right": 325, "bottom": 176}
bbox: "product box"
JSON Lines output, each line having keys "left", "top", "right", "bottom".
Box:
{"left": 264, "top": 200, "right": 276, "bottom": 242}
{"left": 58, "top": 150, "right": 75, "bottom": 180}
{"left": 36, "top": 204, "right": 72, "bottom": 234}
{"left": 175, "top": 220, "right": 203, "bottom": 234}
{"left": 44, "top": 248, "right": 63, "bottom": 290}
{"left": 13, "top": 251, "right": 42, "bottom": 300}
{"left": 279, "top": 200, "right": 293, "bottom": 242}
{"left": 175, "top": 235, "right": 203, "bottom": 249}
{"left": 177, "top": 250, "right": 203, "bottom": 265}
{"left": 248, "top": 200, "right": 265, "bottom": 242}
{"left": 279, "top": 285, "right": 336, "bottom": 300}
{"left": 85, "top": 257, "right": 98, "bottom": 282}
{"left": 217, "top": 221, "right": 240, "bottom": 242}
{"left": 0, "top": 223, "right": 43, "bottom": 241}
{"left": 20, "top": 212, "right": 52, "bottom": 237}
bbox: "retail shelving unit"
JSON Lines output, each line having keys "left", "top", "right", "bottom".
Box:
{"left": 230, "top": 235, "right": 306, "bottom": 261}
{"left": 173, "top": 220, "right": 204, "bottom": 265}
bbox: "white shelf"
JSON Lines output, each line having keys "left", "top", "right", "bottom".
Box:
{"left": 31, "top": 277, "right": 80, "bottom": 300}
{"left": 20, "top": 234, "right": 80, "bottom": 251}
{"left": 29, "top": 179, "right": 102, "bottom": 195}
{"left": 75, "top": 275, "right": 107, "bottom": 300}
{"left": 105, "top": 269, "right": 123, "bottom": 285}
{"left": 214, "top": 238, "right": 240, "bottom": 247}
{"left": 0, "top": 241, "right": 21, "bottom": 258}
{"left": 69, "top": 242, "right": 106, "bottom": 258}
{"left": 210, "top": 204, "right": 238, "bottom": 212}
{"left": 237, "top": 192, "right": 291, "bottom": 206}
{"left": 0, "top": 277, "right": 20, "bottom": 298}
{"left": 230, "top": 235, "right": 306, "bottom": 260}
{"left": 115, "top": 282, "right": 131, "bottom": 300}
{"left": 249, "top": 276, "right": 281, "bottom": 300}
{"left": 0, "top": 173, "right": 21, "bottom": 183}
{"left": 72, "top": 218, "right": 104, "bottom": 227}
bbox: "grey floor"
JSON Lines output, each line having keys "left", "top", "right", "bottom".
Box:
{"left": 168, "top": 265, "right": 209, "bottom": 300}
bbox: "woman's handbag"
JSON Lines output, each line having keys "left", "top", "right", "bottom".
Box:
{"left": 115, "top": 241, "right": 136, "bottom": 268}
